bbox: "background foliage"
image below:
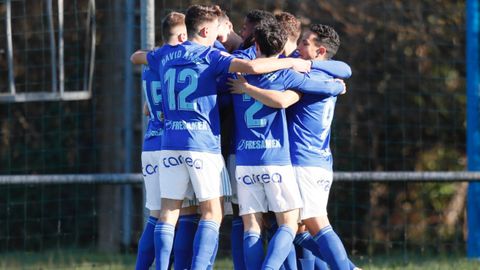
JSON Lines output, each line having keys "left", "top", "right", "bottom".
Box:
{"left": 0, "top": 0, "right": 468, "bottom": 257}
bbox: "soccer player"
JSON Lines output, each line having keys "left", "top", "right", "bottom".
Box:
{"left": 216, "top": 10, "right": 243, "bottom": 53}
{"left": 275, "top": 12, "right": 354, "bottom": 270}
{"left": 275, "top": 12, "right": 301, "bottom": 58}
{"left": 229, "top": 24, "right": 360, "bottom": 270}
{"left": 135, "top": 11, "right": 187, "bottom": 270}
{"left": 240, "top": 9, "right": 277, "bottom": 50}
{"left": 224, "top": 10, "right": 294, "bottom": 270}
{"left": 228, "top": 21, "right": 345, "bottom": 270}
{"left": 131, "top": 5, "right": 312, "bottom": 270}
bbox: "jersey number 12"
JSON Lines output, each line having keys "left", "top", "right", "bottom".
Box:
{"left": 165, "top": 68, "right": 198, "bottom": 111}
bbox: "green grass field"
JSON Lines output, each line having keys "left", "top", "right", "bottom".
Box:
{"left": 1, "top": 249, "right": 479, "bottom": 269}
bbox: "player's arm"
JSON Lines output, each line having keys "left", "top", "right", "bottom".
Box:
{"left": 228, "top": 57, "right": 311, "bottom": 74}
{"left": 143, "top": 102, "right": 150, "bottom": 116}
{"left": 311, "top": 60, "right": 352, "bottom": 79}
{"left": 288, "top": 70, "right": 347, "bottom": 96}
{"left": 130, "top": 50, "right": 149, "bottom": 65}
{"left": 228, "top": 74, "right": 301, "bottom": 109}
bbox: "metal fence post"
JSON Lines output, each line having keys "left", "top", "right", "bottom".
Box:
{"left": 140, "top": 0, "right": 155, "bottom": 224}
{"left": 6, "top": 0, "right": 16, "bottom": 95}
{"left": 467, "top": 0, "right": 480, "bottom": 260}
{"left": 122, "top": 0, "right": 135, "bottom": 248}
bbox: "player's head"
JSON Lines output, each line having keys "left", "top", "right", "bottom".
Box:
{"left": 253, "top": 21, "right": 288, "bottom": 57}
{"left": 241, "top": 9, "right": 276, "bottom": 48}
{"left": 161, "top": 12, "right": 187, "bottom": 45}
{"left": 275, "top": 12, "right": 301, "bottom": 44}
{"left": 298, "top": 24, "right": 340, "bottom": 60}
{"left": 217, "top": 10, "right": 233, "bottom": 43}
{"left": 185, "top": 4, "right": 223, "bottom": 46}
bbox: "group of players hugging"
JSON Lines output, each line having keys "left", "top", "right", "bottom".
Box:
{"left": 130, "top": 4, "right": 360, "bottom": 270}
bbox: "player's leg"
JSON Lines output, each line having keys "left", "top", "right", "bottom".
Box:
{"left": 293, "top": 229, "right": 328, "bottom": 270}
{"left": 237, "top": 165, "right": 271, "bottom": 270}
{"left": 136, "top": 211, "right": 159, "bottom": 270}
{"left": 156, "top": 199, "right": 183, "bottom": 270}
{"left": 206, "top": 167, "right": 235, "bottom": 270}
{"left": 262, "top": 165, "right": 303, "bottom": 270}
{"left": 227, "top": 154, "right": 247, "bottom": 270}
{"left": 295, "top": 244, "right": 316, "bottom": 270}
{"left": 185, "top": 151, "right": 230, "bottom": 270}
{"left": 231, "top": 213, "right": 246, "bottom": 270}
{"left": 263, "top": 208, "right": 299, "bottom": 270}
{"left": 174, "top": 203, "right": 199, "bottom": 270}
{"left": 136, "top": 151, "right": 162, "bottom": 270}
{"left": 242, "top": 212, "right": 265, "bottom": 270}
{"left": 293, "top": 224, "right": 318, "bottom": 270}
{"left": 282, "top": 240, "right": 298, "bottom": 270}
{"left": 156, "top": 150, "right": 192, "bottom": 270}
{"left": 190, "top": 197, "right": 223, "bottom": 270}
{"left": 297, "top": 166, "right": 355, "bottom": 270}
{"left": 264, "top": 212, "right": 297, "bottom": 270}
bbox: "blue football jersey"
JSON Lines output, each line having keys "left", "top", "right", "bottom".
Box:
{"left": 233, "top": 68, "right": 345, "bottom": 166}
{"left": 312, "top": 60, "right": 352, "bottom": 79}
{"left": 232, "top": 45, "right": 257, "bottom": 60}
{"left": 147, "top": 41, "right": 234, "bottom": 153}
{"left": 213, "top": 40, "right": 227, "bottom": 52}
{"left": 142, "top": 66, "right": 163, "bottom": 152}
{"left": 279, "top": 50, "right": 301, "bottom": 59}
{"left": 288, "top": 69, "right": 344, "bottom": 169}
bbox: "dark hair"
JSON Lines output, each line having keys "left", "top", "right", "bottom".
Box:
{"left": 243, "top": 9, "right": 276, "bottom": 48}
{"left": 185, "top": 5, "right": 222, "bottom": 38}
{"left": 246, "top": 9, "right": 276, "bottom": 25}
{"left": 309, "top": 24, "right": 340, "bottom": 59}
{"left": 275, "top": 12, "right": 301, "bottom": 41}
{"left": 254, "top": 22, "right": 288, "bottom": 57}
{"left": 161, "top": 12, "right": 185, "bottom": 42}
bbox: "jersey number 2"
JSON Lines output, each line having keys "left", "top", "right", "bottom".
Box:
{"left": 243, "top": 94, "right": 267, "bottom": 128}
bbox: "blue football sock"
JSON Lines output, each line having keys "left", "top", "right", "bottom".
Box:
{"left": 348, "top": 260, "right": 357, "bottom": 270}
{"left": 294, "top": 232, "right": 324, "bottom": 261}
{"left": 173, "top": 214, "right": 199, "bottom": 270}
{"left": 206, "top": 238, "right": 219, "bottom": 270}
{"left": 231, "top": 217, "right": 246, "bottom": 270}
{"left": 294, "top": 231, "right": 354, "bottom": 270}
{"left": 313, "top": 225, "right": 349, "bottom": 270}
{"left": 262, "top": 225, "right": 295, "bottom": 270}
{"left": 244, "top": 231, "right": 264, "bottom": 270}
{"left": 135, "top": 216, "right": 157, "bottom": 270}
{"left": 154, "top": 222, "right": 175, "bottom": 270}
{"left": 282, "top": 244, "right": 298, "bottom": 270}
{"left": 191, "top": 220, "right": 220, "bottom": 270}
{"left": 314, "top": 257, "right": 329, "bottom": 270}
{"left": 299, "top": 247, "right": 315, "bottom": 270}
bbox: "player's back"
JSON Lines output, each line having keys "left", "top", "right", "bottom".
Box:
{"left": 232, "top": 45, "right": 257, "bottom": 60}
{"left": 149, "top": 41, "right": 233, "bottom": 153}
{"left": 287, "top": 68, "right": 337, "bottom": 169}
{"left": 142, "top": 66, "right": 163, "bottom": 151}
{"left": 233, "top": 69, "right": 294, "bottom": 166}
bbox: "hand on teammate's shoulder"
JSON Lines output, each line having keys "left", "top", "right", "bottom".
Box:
{"left": 290, "top": 58, "right": 311, "bottom": 73}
